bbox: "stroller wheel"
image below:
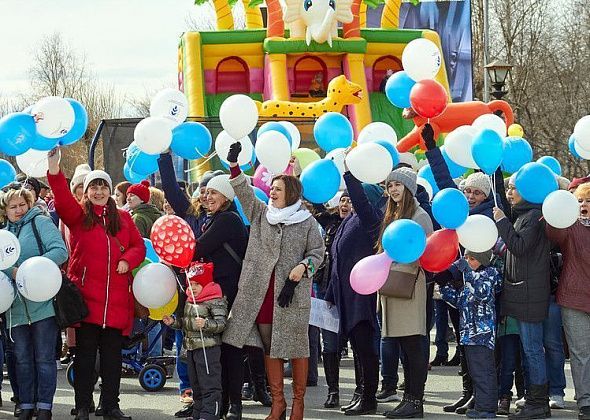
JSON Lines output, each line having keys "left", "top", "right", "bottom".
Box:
{"left": 139, "top": 364, "right": 166, "bottom": 392}
{"left": 66, "top": 361, "right": 99, "bottom": 388}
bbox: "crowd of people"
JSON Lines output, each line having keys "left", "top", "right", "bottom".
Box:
{"left": 0, "top": 123, "right": 589, "bottom": 420}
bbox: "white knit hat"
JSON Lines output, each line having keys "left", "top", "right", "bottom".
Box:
{"left": 70, "top": 163, "right": 91, "bottom": 192}
{"left": 206, "top": 174, "right": 235, "bottom": 201}
{"left": 463, "top": 172, "right": 491, "bottom": 197}
{"left": 83, "top": 170, "right": 113, "bottom": 193}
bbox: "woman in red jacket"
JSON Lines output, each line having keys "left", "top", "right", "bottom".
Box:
{"left": 47, "top": 148, "right": 146, "bottom": 420}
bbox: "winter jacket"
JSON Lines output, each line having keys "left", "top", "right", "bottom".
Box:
{"left": 4, "top": 207, "right": 68, "bottom": 328}
{"left": 130, "top": 203, "right": 162, "bottom": 238}
{"left": 415, "top": 184, "right": 440, "bottom": 230}
{"left": 311, "top": 207, "right": 344, "bottom": 294}
{"left": 324, "top": 172, "right": 381, "bottom": 336}
{"left": 222, "top": 172, "right": 324, "bottom": 359}
{"left": 171, "top": 282, "right": 228, "bottom": 350}
{"left": 193, "top": 201, "right": 248, "bottom": 307}
{"left": 47, "top": 171, "right": 146, "bottom": 335}
{"left": 546, "top": 221, "right": 590, "bottom": 314}
{"left": 441, "top": 259, "right": 502, "bottom": 349}
{"left": 497, "top": 201, "right": 551, "bottom": 322}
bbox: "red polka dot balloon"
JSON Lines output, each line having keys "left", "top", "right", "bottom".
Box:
{"left": 150, "top": 215, "right": 196, "bottom": 268}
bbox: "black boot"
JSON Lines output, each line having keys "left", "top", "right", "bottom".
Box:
{"left": 341, "top": 352, "right": 363, "bottom": 411}
{"left": 508, "top": 384, "right": 550, "bottom": 419}
{"left": 36, "top": 409, "right": 52, "bottom": 420}
{"left": 13, "top": 403, "right": 22, "bottom": 418}
{"left": 241, "top": 383, "right": 253, "bottom": 401}
{"left": 174, "top": 403, "right": 194, "bottom": 418}
{"left": 455, "top": 396, "right": 474, "bottom": 415}
{"left": 429, "top": 354, "right": 447, "bottom": 367}
{"left": 74, "top": 408, "right": 90, "bottom": 420}
{"left": 344, "top": 396, "right": 377, "bottom": 416}
{"left": 444, "top": 393, "right": 472, "bottom": 413}
{"left": 445, "top": 349, "right": 461, "bottom": 366}
{"left": 323, "top": 352, "right": 340, "bottom": 408}
{"left": 102, "top": 408, "right": 131, "bottom": 420}
{"left": 446, "top": 353, "right": 473, "bottom": 413}
{"left": 384, "top": 394, "right": 424, "bottom": 418}
{"left": 70, "top": 399, "right": 96, "bottom": 416}
{"left": 225, "top": 403, "right": 242, "bottom": 420}
{"left": 17, "top": 409, "right": 33, "bottom": 420}
{"left": 341, "top": 392, "right": 361, "bottom": 412}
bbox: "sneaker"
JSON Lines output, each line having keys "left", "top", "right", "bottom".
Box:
{"left": 515, "top": 396, "right": 526, "bottom": 408}
{"left": 549, "top": 395, "right": 565, "bottom": 409}
{"left": 376, "top": 387, "right": 400, "bottom": 403}
{"left": 180, "top": 389, "right": 193, "bottom": 404}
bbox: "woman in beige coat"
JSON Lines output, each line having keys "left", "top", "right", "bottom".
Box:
{"left": 223, "top": 143, "right": 324, "bottom": 420}
{"left": 379, "top": 168, "right": 434, "bottom": 419}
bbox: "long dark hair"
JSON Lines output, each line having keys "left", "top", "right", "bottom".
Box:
{"left": 82, "top": 179, "right": 121, "bottom": 236}
{"left": 377, "top": 187, "right": 416, "bottom": 252}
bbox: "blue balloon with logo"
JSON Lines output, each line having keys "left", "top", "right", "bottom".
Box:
{"left": 257, "top": 122, "right": 292, "bottom": 147}
{"left": 314, "top": 112, "right": 353, "bottom": 152}
{"left": 381, "top": 219, "right": 427, "bottom": 263}
{"left": 385, "top": 71, "right": 415, "bottom": 109}
{"left": 171, "top": 122, "right": 212, "bottom": 160}
{"left": 0, "top": 112, "right": 36, "bottom": 156}
{"left": 123, "top": 162, "right": 147, "bottom": 184}
{"left": 143, "top": 239, "right": 160, "bottom": 262}
{"left": 569, "top": 135, "right": 582, "bottom": 159}
{"left": 59, "top": 99, "right": 89, "bottom": 146}
{"left": 501, "top": 137, "right": 533, "bottom": 173}
{"left": 301, "top": 159, "right": 341, "bottom": 204}
{"left": 233, "top": 197, "right": 250, "bottom": 226}
{"left": 253, "top": 186, "right": 269, "bottom": 204}
{"left": 440, "top": 146, "right": 467, "bottom": 178}
{"left": 471, "top": 129, "right": 504, "bottom": 175}
{"left": 417, "top": 164, "right": 440, "bottom": 196}
{"left": 432, "top": 188, "right": 469, "bottom": 229}
{"left": 0, "top": 159, "right": 17, "bottom": 189}
{"left": 537, "top": 156, "right": 561, "bottom": 176}
{"left": 127, "top": 142, "right": 159, "bottom": 175}
{"left": 374, "top": 140, "right": 400, "bottom": 167}
{"left": 514, "top": 162, "right": 558, "bottom": 204}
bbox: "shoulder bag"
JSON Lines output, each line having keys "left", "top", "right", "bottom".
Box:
{"left": 379, "top": 262, "right": 422, "bottom": 299}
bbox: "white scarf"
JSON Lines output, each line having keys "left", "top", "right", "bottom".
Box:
{"left": 266, "top": 200, "right": 311, "bottom": 226}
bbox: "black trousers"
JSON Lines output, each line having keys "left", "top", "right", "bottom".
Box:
{"left": 464, "top": 345, "right": 498, "bottom": 413}
{"left": 349, "top": 321, "right": 379, "bottom": 399}
{"left": 221, "top": 343, "right": 244, "bottom": 406}
{"left": 187, "top": 346, "right": 222, "bottom": 420}
{"left": 398, "top": 335, "right": 428, "bottom": 400}
{"left": 74, "top": 323, "right": 123, "bottom": 411}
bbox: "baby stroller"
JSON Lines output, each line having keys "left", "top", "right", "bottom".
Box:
{"left": 67, "top": 319, "right": 176, "bottom": 392}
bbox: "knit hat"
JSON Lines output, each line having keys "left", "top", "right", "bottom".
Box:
{"left": 83, "top": 170, "right": 113, "bottom": 193}
{"left": 464, "top": 172, "right": 491, "bottom": 197}
{"left": 508, "top": 173, "right": 517, "bottom": 186}
{"left": 385, "top": 167, "right": 418, "bottom": 196}
{"left": 186, "top": 262, "right": 214, "bottom": 288}
{"left": 70, "top": 164, "right": 91, "bottom": 192}
{"left": 127, "top": 180, "right": 151, "bottom": 203}
{"left": 206, "top": 174, "right": 235, "bottom": 201}
{"left": 465, "top": 249, "right": 492, "bottom": 267}
{"left": 556, "top": 176, "right": 570, "bottom": 191}
{"left": 198, "top": 170, "right": 225, "bottom": 189}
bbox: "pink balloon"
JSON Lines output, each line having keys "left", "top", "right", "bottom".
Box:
{"left": 252, "top": 163, "right": 294, "bottom": 195}
{"left": 350, "top": 253, "right": 392, "bottom": 295}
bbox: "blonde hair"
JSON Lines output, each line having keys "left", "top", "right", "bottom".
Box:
{"left": 149, "top": 187, "right": 165, "bottom": 211}
{"left": 0, "top": 187, "right": 35, "bottom": 222}
{"left": 574, "top": 183, "right": 590, "bottom": 200}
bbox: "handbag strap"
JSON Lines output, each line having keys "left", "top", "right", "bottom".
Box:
{"left": 223, "top": 242, "right": 242, "bottom": 267}
{"left": 29, "top": 216, "right": 44, "bottom": 255}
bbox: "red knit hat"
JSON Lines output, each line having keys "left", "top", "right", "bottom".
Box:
{"left": 186, "top": 262, "right": 214, "bottom": 287}
{"left": 127, "top": 180, "right": 151, "bottom": 203}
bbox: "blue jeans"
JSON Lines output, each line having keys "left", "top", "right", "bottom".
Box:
{"left": 321, "top": 328, "right": 339, "bottom": 353}
{"left": 518, "top": 320, "right": 547, "bottom": 385}
{"left": 0, "top": 324, "right": 4, "bottom": 392}
{"left": 543, "top": 296, "right": 566, "bottom": 397}
{"left": 498, "top": 334, "right": 520, "bottom": 397}
{"left": 176, "top": 330, "right": 191, "bottom": 392}
{"left": 1, "top": 319, "right": 19, "bottom": 399}
{"left": 377, "top": 313, "right": 400, "bottom": 388}
{"left": 434, "top": 300, "right": 449, "bottom": 358}
{"left": 11, "top": 317, "right": 58, "bottom": 410}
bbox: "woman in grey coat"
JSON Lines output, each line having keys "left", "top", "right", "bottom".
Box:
{"left": 222, "top": 143, "right": 325, "bottom": 420}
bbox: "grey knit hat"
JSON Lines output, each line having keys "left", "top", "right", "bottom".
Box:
{"left": 464, "top": 172, "right": 491, "bottom": 197}
{"left": 385, "top": 167, "right": 417, "bottom": 196}
{"left": 465, "top": 249, "right": 492, "bottom": 267}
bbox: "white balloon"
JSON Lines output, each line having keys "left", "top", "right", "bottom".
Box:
{"left": 346, "top": 143, "right": 393, "bottom": 184}
{"left": 0, "top": 231, "right": 20, "bottom": 270}
{"left": 456, "top": 215, "right": 498, "bottom": 253}
{"left": 16, "top": 256, "right": 61, "bottom": 302}
{"left": 255, "top": 131, "right": 291, "bottom": 175}
{"left": 219, "top": 95, "right": 258, "bottom": 140}
{"left": 215, "top": 131, "right": 254, "bottom": 167}
{"left": 402, "top": 38, "right": 442, "bottom": 81}
{"left": 31, "top": 96, "right": 75, "bottom": 138}
{"left": 542, "top": 190, "right": 579, "bottom": 229}
{"left": 149, "top": 88, "right": 188, "bottom": 126}
{"left": 133, "top": 263, "right": 177, "bottom": 309}
{"left": 357, "top": 122, "right": 398, "bottom": 146}
{"left": 134, "top": 117, "right": 173, "bottom": 155}
{"left": 0, "top": 272, "right": 15, "bottom": 314}
{"left": 574, "top": 115, "right": 590, "bottom": 150}
{"left": 472, "top": 113, "right": 507, "bottom": 139}
{"left": 278, "top": 121, "right": 301, "bottom": 151}
{"left": 444, "top": 125, "right": 479, "bottom": 169}
{"left": 16, "top": 148, "right": 49, "bottom": 178}
{"left": 325, "top": 148, "right": 347, "bottom": 190}
{"left": 574, "top": 139, "right": 590, "bottom": 159}
{"left": 417, "top": 177, "right": 433, "bottom": 201}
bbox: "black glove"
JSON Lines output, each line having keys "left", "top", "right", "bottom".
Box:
{"left": 227, "top": 142, "right": 242, "bottom": 164}
{"left": 433, "top": 270, "right": 453, "bottom": 287}
{"left": 449, "top": 277, "right": 465, "bottom": 289}
{"left": 421, "top": 123, "right": 436, "bottom": 150}
{"left": 277, "top": 279, "right": 299, "bottom": 308}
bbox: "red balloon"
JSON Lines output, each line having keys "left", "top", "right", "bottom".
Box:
{"left": 419, "top": 229, "right": 459, "bottom": 273}
{"left": 409, "top": 80, "right": 448, "bottom": 119}
{"left": 150, "top": 215, "right": 196, "bottom": 268}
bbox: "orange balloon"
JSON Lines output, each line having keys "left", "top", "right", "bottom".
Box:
{"left": 419, "top": 229, "right": 459, "bottom": 273}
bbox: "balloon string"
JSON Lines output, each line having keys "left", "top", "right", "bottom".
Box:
{"left": 488, "top": 175, "right": 498, "bottom": 207}
{"left": 185, "top": 152, "right": 218, "bottom": 173}
{"left": 184, "top": 269, "right": 210, "bottom": 375}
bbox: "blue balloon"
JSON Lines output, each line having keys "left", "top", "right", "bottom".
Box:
{"left": 432, "top": 188, "right": 469, "bottom": 229}
{"left": 59, "top": 99, "right": 89, "bottom": 146}
{"left": 569, "top": 135, "right": 582, "bottom": 159}
{"left": 0, "top": 112, "right": 36, "bottom": 156}
{"left": 501, "top": 137, "right": 533, "bottom": 173}
{"left": 123, "top": 162, "right": 147, "bottom": 184}
{"left": 471, "top": 129, "right": 504, "bottom": 175}
{"left": 233, "top": 197, "right": 250, "bottom": 226}
{"left": 143, "top": 239, "right": 160, "bottom": 262}
{"left": 300, "top": 159, "right": 341, "bottom": 204}
{"left": 314, "top": 113, "right": 353, "bottom": 152}
{"left": 127, "top": 142, "right": 158, "bottom": 175}
{"left": 31, "top": 132, "right": 59, "bottom": 151}
{"left": 514, "top": 162, "right": 558, "bottom": 204}
{"left": 537, "top": 156, "right": 561, "bottom": 176}
{"left": 171, "top": 122, "right": 212, "bottom": 160}
{"left": 385, "top": 71, "right": 416, "bottom": 109}
{"left": 0, "top": 159, "right": 16, "bottom": 189}
{"left": 381, "top": 219, "right": 427, "bottom": 263}
{"left": 257, "top": 122, "right": 292, "bottom": 147}
{"left": 417, "top": 164, "right": 440, "bottom": 196}
{"left": 253, "top": 186, "right": 269, "bottom": 204}
{"left": 374, "top": 140, "right": 400, "bottom": 167}
{"left": 441, "top": 147, "right": 467, "bottom": 178}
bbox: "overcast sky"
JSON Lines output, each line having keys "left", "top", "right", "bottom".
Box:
{"left": 0, "top": 0, "right": 209, "bottom": 107}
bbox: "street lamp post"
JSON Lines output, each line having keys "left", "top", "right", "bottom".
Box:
{"left": 484, "top": 59, "right": 513, "bottom": 100}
